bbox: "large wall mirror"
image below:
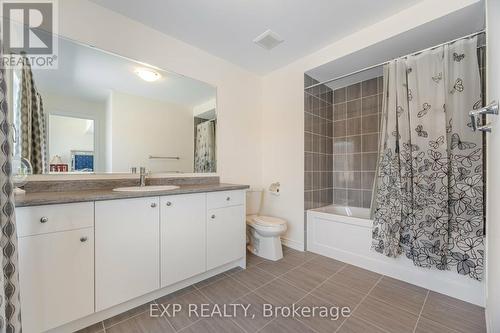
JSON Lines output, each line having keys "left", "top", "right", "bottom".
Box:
{"left": 8, "top": 36, "right": 217, "bottom": 175}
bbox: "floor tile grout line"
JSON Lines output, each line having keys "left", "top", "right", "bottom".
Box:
{"left": 412, "top": 290, "right": 430, "bottom": 333}
{"left": 103, "top": 300, "right": 158, "bottom": 330}
{"left": 291, "top": 264, "right": 349, "bottom": 308}
{"left": 176, "top": 317, "right": 202, "bottom": 333}
{"left": 231, "top": 254, "right": 315, "bottom": 303}
{"left": 288, "top": 263, "right": 349, "bottom": 333}
{"left": 334, "top": 274, "right": 384, "bottom": 333}
{"left": 300, "top": 264, "right": 385, "bottom": 308}
{"left": 226, "top": 252, "right": 322, "bottom": 332}
{"left": 161, "top": 309, "right": 177, "bottom": 333}
{"left": 361, "top": 282, "right": 429, "bottom": 319}
{"left": 180, "top": 252, "right": 307, "bottom": 333}
{"left": 229, "top": 316, "right": 251, "bottom": 333}
{"left": 353, "top": 316, "right": 391, "bottom": 333}
{"left": 414, "top": 316, "right": 464, "bottom": 333}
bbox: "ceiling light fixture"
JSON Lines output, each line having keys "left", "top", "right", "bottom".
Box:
{"left": 135, "top": 68, "right": 161, "bottom": 82}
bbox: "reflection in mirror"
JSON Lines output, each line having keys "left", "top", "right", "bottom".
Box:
{"left": 48, "top": 115, "right": 95, "bottom": 172}
{"left": 8, "top": 36, "right": 217, "bottom": 175}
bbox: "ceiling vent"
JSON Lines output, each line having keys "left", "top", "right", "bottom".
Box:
{"left": 253, "top": 30, "right": 284, "bottom": 50}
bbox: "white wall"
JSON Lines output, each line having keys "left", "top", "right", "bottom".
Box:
{"left": 58, "top": 0, "right": 262, "bottom": 187}
{"left": 261, "top": 0, "right": 482, "bottom": 250}
{"left": 108, "top": 91, "right": 194, "bottom": 173}
{"left": 43, "top": 93, "right": 106, "bottom": 171}
{"left": 105, "top": 93, "right": 113, "bottom": 172}
{"left": 48, "top": 115, "right": 94, "bottom": 167}
{"left": 486, "top": 0, "right": 500, "bottom": 330}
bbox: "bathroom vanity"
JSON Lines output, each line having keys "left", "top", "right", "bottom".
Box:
{"left": 15, "top": 182, "right": 248, "bottom": 333}
{"left": 6, "top": 26, "right": 246, "bottom": 333}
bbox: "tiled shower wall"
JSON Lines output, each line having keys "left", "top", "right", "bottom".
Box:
{"left": 304, "top": 75, "right": 333, "bottom": 210}
{"left": 332, "top": 77, "right": 382, "bottom": 208}
{"left": 304, "top": 75, "right": 382, "bottom": 210}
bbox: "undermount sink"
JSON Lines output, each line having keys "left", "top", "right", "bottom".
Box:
{"left": 112, "top": 185, "right": 180, "bottom": 192}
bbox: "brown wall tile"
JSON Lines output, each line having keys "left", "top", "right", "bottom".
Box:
{"left": 346, "top": 99, "right": 361, "bottom": 118}
{"left": 333, "top": 137, "right": 347, "bottom": 154}
{"left": 362, "top": 95, "right": 378, "bottom": 116}
{"left": 329, "top": 76, "right": 383, "bottom": 209}
{"left": 346, "top": 153, "right": 362, "bottom": 171}
{"left": 347, "top": 82, "right": 361, "bottom": 100}
{"left": 334, "top": 87, "right": 346, "bottom": 103}
{"left": 333, "top": 121, "right": 346, "bottom": 137}
{"left": 345, "top": 172, "right": 362, "bottom": 189}
{"left": 362, "top": 77, "right": 378, "bottom": 96}
{"left": 362, "top": 134, "right": 379, "bottom": 152}
{"left": 334, "top": 189, "right": 347, "bottom": 206}
{"left": 362, "top": 114, "right": 379, "bottom": 133}
{"left": 334, "top": 155, "right": 346, "bottom": 171}
{"left": 362, "top": 153, "right": 378, "bottom": 171}
{"left": 334, "top": 103, "right": 347, "bottom": 121}
{"left": 346, "top": 135, "right": 362, "bottom": 153}
{"left": 347, "top": 190, "right": 362, "bottom": 207}
{"left": 347, "top": 117, "right": 362, "bottom": 136}
{"left": 362, "top": 172, "right": 375, "bottom": 190}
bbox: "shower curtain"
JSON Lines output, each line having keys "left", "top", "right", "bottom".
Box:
{"left": 0, "top": 57, "right": 22, "bottom": 331}
{"left": 194, "top": 121, "right": 216, "bottom": 172}
{"left": 19, "top": 57, "right": 47, "bottom": 174}
{"left": 372, "top": 37, "right": 484, "bottom": 280}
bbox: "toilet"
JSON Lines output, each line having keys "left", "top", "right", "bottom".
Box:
{"left": 246, "top": 189, "right": 287, "bottom": 261}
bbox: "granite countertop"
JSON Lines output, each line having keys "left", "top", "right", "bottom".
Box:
{"left": 15, "top": 183, "right": 250, "bottom": 207}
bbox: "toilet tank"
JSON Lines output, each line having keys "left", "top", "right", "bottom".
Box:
{"left": 246, "top": 189, "right": 263, "bottom": 215}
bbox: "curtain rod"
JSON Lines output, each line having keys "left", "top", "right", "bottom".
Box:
{"left": 305, "top": 29, "right": 486, "bottom": 90}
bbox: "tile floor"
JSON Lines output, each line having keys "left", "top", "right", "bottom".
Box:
{"left": 78, "top": 247, "right": 486, "bottom": 333}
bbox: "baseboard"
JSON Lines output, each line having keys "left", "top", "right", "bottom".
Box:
{"left": 281, "top": 237, "right": 304, "bottom": 251}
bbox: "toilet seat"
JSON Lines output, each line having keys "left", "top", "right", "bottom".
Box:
{"left": 247, "top": 215, "right": 286, "bottom": 227}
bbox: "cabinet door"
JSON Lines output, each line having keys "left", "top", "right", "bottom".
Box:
{"left": 206, "top": 205, "right": 245, "bottom": 270}
{"left": 19, "top": 228, "right": 94, "bottom": 333}
{"left": 95, "top": 197, "right": 160, "bottom": 311}
{"left": 160, "top": 194, "right": 206, "bottom": 287}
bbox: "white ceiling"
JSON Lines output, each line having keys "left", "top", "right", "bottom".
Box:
{"left": 88, "top": 0, "right": 422, "bottom": 74}
{"left": 306, "top": 1, "right": 485, "bottom": 89}
{"left": 33, "top": 36, "right": 216, "bottom": 107}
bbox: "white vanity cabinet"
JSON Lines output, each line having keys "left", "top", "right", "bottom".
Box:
{"left": 206, "top": 191, "right": 246, "bottom": 270}
{"left": 95, "top": 197, "right": 160, "bottom": 311}
{"left": 160, "top": 193, "right": 206, "bottom": 287}
{"left": 16, "top": 203, "right": 94, "bottom": 333}
{"left": 16, "top": 189, "right": 246, "bottom": 332}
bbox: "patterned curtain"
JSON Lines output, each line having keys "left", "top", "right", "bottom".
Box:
{"left": 372, "top": 37, "right": 484, "bottom": 280}
{"left": 194, "top": 121, "right": 216, "bottom": 172}
{"left": 19, "top": 57, "right": 46, "bottom": 174}
{"left": 0, "top": 62, "right": 23, "bottom": 330}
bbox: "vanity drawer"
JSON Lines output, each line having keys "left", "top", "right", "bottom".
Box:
{"left": 17, "top": 202, "right": 94, "bottom": 237}
{"left": 207, "top": 190, "right": 244, "bottom": 209}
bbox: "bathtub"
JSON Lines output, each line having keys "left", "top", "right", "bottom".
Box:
{"left": 306, "top": 204, "right": 485, "bottom": 306}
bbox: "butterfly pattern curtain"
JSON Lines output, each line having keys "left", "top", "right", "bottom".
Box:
{"left": 372, "top": 37, "right": 484, "bottom": 280}
{"left": 194, "top": 121, "right": 216, "bottom": 173}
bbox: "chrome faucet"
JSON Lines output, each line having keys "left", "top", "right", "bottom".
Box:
{"left": 139, "top": 167, "right": 147, "bottom": 186}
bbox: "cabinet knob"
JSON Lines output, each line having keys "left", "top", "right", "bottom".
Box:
{"left": 211, "top": 214, "right": 216, "bottom": 219}
{"left": 226, "top": 197, "right": 231, "bottom": 201}
{"left": 40, "top": 217, "right": 48, "bottom": 223}
{"left": 166, "top": 201, "right": 172, "bottom": 206}
{"left": 80, "top": 236, "right": 88, "bottom": 243}
{"left": 151, "top": 203, "right": 157, "bottom": 208}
